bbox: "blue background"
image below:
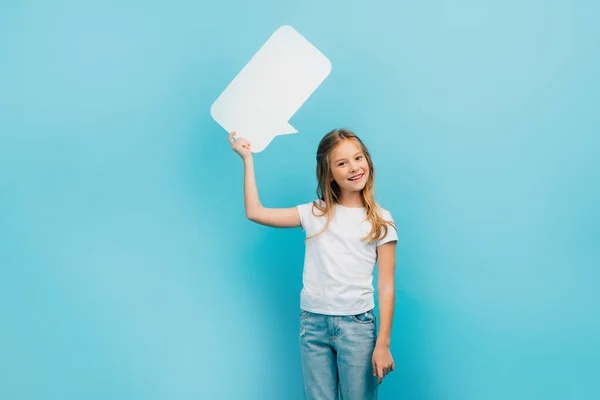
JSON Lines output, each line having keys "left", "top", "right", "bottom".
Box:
{"left": 1, "top": 0, "right": 599, "bottom": 399}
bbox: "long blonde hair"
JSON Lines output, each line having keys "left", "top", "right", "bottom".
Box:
{"left": 306, "top": 128, "right": 396, "bottom": 244}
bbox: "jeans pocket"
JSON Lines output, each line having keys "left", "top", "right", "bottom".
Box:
{"left": 300, "top": 310, "right": 311, "bottom": 320}
{"left": 351, "top": 309, "right": 375, "bottom": 324}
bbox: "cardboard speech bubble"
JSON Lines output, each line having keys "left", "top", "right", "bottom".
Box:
{"left": 211, "top": 25, "right": 332, "bottom": 152}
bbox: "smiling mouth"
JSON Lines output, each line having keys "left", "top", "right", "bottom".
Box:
{"left": 348, "top": 173, "right": 364, "bottom": 182}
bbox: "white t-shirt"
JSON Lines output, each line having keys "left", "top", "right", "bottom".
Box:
{"left": 296, "top": 200, "right": 398, "bottom": 315}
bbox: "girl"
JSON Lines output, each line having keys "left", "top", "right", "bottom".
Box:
{"left": 228, "top": 128, "right": 397, "bottom": 400}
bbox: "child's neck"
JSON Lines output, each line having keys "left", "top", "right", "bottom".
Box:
{"left": 337, "top": 192, "right": 364, "bottom": 208}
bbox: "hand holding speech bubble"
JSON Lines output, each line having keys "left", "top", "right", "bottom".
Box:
{"left": 211, "top": 25, "right": 332, "bottom": 153}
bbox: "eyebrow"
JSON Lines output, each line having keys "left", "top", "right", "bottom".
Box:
{"left": 334, "top": 152, "right": 362, "bottom": 164}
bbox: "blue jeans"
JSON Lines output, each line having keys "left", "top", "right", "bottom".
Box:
{"left": 299, "top": 309, "right": 379, "bottom": 400}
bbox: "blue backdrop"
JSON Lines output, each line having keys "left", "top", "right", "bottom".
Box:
{"left": 1, "top": 1, "right": 598, "bottom": 399}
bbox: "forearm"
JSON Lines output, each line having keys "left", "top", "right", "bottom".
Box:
{"left": 239, "top": 156, "right": 300, "bottom": 228}
{"left": 376, "top": 283, "right": 395, "bottom": 347}
{"left": 243, "top": 157, "right": 262, "bottom": 218}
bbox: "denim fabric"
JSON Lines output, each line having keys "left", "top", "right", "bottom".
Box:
{"left": 299, "top": 309, "right": 378, "bottom": 400}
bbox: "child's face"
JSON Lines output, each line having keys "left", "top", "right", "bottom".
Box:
{"left": 329, "top": 140, "right": 370, "bottom": 194}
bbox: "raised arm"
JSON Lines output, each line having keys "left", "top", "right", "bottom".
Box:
{"left": 229, "top": 132, "right": 301, "bottom": 228}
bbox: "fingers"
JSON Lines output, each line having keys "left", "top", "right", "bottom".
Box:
{"left": 228, "top": 131, "right": 251, "bottom": 148}
{"left": 238, "top": 139, "right": 250, "bottom": 151}
{"left": 373, "top": 361, "right": 394, "bottom": 385}
{"left": 228, "top": 131, "right": 236, "bottom": 145}
{"left": 228, "top": 131, "right": 253, "bottom": 159}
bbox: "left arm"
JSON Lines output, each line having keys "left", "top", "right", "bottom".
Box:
{"left": 372, "top": 240, "right": 397, "bottom": 384}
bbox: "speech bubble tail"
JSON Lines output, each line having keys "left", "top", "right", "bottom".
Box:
{"left": 276, "top": 121, "right": 298, "bottom": 136}
{"left": 242, "top": 120, "right": 296, "bottom": 153}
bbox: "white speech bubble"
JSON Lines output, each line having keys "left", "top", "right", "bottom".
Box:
{"left": 210, "top": 25, "right": 332, "bottom": 153}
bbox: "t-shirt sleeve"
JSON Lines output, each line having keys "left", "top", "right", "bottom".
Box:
{"left": 376, "top": 209, "right": 399, "bottom": 246}
{"left": 296, "top": 202, "right": 314, "bottom": 232}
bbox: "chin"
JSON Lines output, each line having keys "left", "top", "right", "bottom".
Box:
{"left": 345, "top": 184, "right": 366, "bottom": 193}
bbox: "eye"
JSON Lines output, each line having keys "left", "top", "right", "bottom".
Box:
{"left": 338, "top": 162, "right": 346, "bottom": 166}
{"left": 356, "top": 155, "right": 363, "bottom": 160}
